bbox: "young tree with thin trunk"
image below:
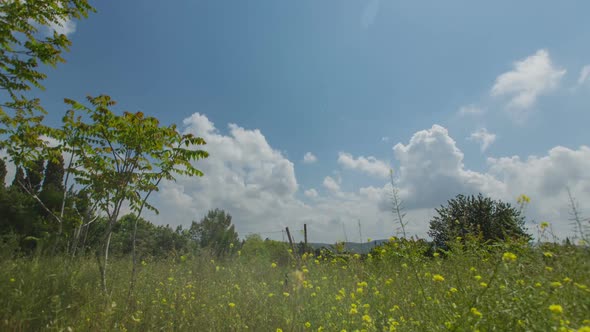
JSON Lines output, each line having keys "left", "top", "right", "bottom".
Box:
{"left": 62, "top": 95, "right": 208, "bottom": 294}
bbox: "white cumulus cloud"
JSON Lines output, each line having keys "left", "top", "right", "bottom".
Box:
{"left": 469, "top": 128, "right": 497, "bottom": 152}
{"left": 337, "top": 152, "right": 390, "bottom": 179}
{"left": 322, "top": 176, "right": 341, "bottom": 193}
{"left": 47, "top": 18, "right": 77, "bottom": 36}
{"left": 578, "top": 65, "right": 590, "bottom": 85}
{"left": 304, "top": 188, "right": 318, "bottom": 198}
{"left": 393, "top": 125, "right": 505, "bottom": 209}
{"left": 139, "top": 115, "right": 589, "bottom": 243}
{"left": 303, "top": 152, "right": 317, "bottom": 164}
{"left": 491, "top": 49, "right": 565, "bottom": 112}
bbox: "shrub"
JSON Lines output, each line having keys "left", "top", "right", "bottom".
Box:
{"left": 428, "top": 193, "right": 531, "bottom": 247}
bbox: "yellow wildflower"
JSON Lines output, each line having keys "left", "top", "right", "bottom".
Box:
{"left": 502, "top": 252, "right": 517, "bottom": 262}
{"left": 549, "top": 304, "right": 563, "bottom": 314}
{"left": 470, "top": 307, "right": 482, "bottom": 317}
{"left": 271, "top": 262, "right": 277, "bottom": 268}
{"left": 432, "top": 274, "right": 445, "bottom": 282}
{"left": 517, "top": 194, "right": 531, "bottom": 204}
{"left": 228, "top": 302, "right": 236, "bottom": 308}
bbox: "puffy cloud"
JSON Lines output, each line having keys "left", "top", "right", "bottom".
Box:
{"left": 47, "top": 18, "right": 76, "bottom": 36}
{"left": 393, "top": 125, "right": 505, "bottom": 209}
{"left": 578, "top": 65, "right": 590, "bottom": 85}
{"left": 303, "top": 152, "right": 317, "bottom": 164}
{"left": 304, "top": 188, "right": 318, "bottom": 198}
{"left": 458, "top": 105, "right": 485, "bottom": 116}
{"left": 469, "top": 128, "right": 497, "bottom": 152}
{"left": 322, "top": 176, "right": 341, "bottom": 193}
{"left": 0, "top": 152, "right": 16, "bottom": 187}
{"left": 148, "top": 113, "right": 299, "bottom": 231}
{"left": 337, "top": 152, "right": 390, "bottom": 179}
{"left": 142, "top": 114, "right": 588, "bottom": 242}
{"left": 487, "top": 146, "right": 590, "bottom": 203}
{"left": 491, "top": 49, "right": 565, "bottom": 111}
{"left": 486, "top": 146, "right": 590, "bottom": 238}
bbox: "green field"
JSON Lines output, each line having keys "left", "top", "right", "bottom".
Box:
{"left": 1, "top": 238, "right": 589, "bottom": 331}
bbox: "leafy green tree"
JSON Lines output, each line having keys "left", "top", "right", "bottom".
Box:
{"left": 42, "top": 154, "right": 65, "bottom": 192}
{"left": 190, "top": 209, "right": 239, "bottom": 257}
{"left": 39, "top": 155, "right": 66, "bottom": 217}
{"left": 62, "top": 95, "right": 208, "bottom": 293}
{"left": 11, "top": 167, "right": 25, "bottom": 190}
{"left": 0, "top": 0, "right": 94, "bottom": 116}
{"left": 428, "top": 193, "right": 531, "bottom": 247}
{"left": 0, "top": 0, "right": 94, "bottom": 243}
{"left": 24, "top": 158, "right": 44, "bottom": 193}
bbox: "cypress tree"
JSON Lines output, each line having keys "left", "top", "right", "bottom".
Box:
{"left": 0, "top": 158, "right": 7, "bottom": 188}
{"left": 42, "top": 155, "right": 65, "bottom": 193}
{"left": 25, "top": 158, "right": 45, "bottom": 193}
{"left": 11, "top": 167, "right": 25, "bottom": 190}
{"left": 40, "top": 155, "right": 66, "bottom": 214}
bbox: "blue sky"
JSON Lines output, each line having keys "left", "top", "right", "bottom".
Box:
{"left": 17, "top": 1, "right": 590, "bottom": 242}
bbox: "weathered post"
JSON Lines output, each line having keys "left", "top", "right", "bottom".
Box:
{"left": 285, "top": 227, "right": 295, "bottom": 253}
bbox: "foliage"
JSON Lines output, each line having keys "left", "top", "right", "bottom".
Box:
{"left": 0, "top": 157, "right": 7, "bottom": 186}
{"left": 59, "top": 95, "right": 208, "bottom": 291}
{"left": 428, "top": 193, "right": 531, "bottom": 247}
{"left": 24, "top": 157, "right": 44, "bottom": 193}
{"left": 109, "top": 214, "right": 193, "bottom": 258}
{"left": 190, "top": 209, "right": 239, "bottom": 258}
{"left": 240, "top": 234, "right": 291, "bottom": 266}
{"left": 0, "top": 0, "right": 94, "bottom": 113}
{"left": 0, "top": 237, "right": 588, "bottom": 331}
{"left": 0, "top": 0, "right": 95, "bottom": 171}
{"left": 39, "top": 155, "right": 66, "bottom": 216}
{"left": 10, "top": 167, "right": 25, "bottom": 190}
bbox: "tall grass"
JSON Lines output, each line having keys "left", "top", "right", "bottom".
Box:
{"left": 1, "top": 238, "right": 589, "bottom": 331}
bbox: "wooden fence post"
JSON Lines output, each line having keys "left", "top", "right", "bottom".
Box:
{"left": 285, "top": 227, "right": 295, "bottom": 253}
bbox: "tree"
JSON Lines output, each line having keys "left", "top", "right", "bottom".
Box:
{"left": 39, "top": 155, "right": 65, "bottom": 220}
{"left": 0, "top": 0, "right": 94, "bottom": 245}
{"left": 24, "top": 158, "right": 44, "bottom": 193}
{"left": 0, "top": 157, "right": 7, "bottom": 188}
{"left": 190, "top": 209, "right": 239, "bottom": 257}
{"left": 62, "top": 95, "right": 208, "bottom": 293}
{"left": 42, "top": 154, "right": 65, "bottom": 193}
{"left": 11, "top": 167, "right": 25, "bottom": 190}
{"left": 428, "top": 193, "right": 531, "bottom": 247}
{"left": 0, "top": 0, "right": 94, "bottom": 116}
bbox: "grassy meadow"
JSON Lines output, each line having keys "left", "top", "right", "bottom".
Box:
{"left": 1, "top": 237, "right": 589, "bottom": 331}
